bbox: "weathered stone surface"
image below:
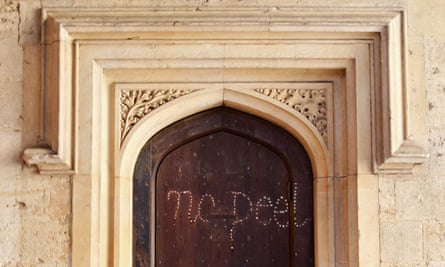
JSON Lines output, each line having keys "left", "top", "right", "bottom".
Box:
{"left": 0, "top": 0, "right": 19, "bottom": 39}
{"left": 0, "top": 81, "right": 22, "bottom": 133}
{"left": 426, "top": 75, "right": 445, "bottom": 109}
{"left": 0, "top": 132, "right": 22, "bottom": 178}
{"left": 0, "top": 223, "right": 20, "bottom": 265}
{"left": 0, "top": 156, "right": 71, "bottom": 265}
{"left": 393, "top": 176, "right": 445, "bottom": 221}
{"left": 424, "top": 220, "right": 445, "bottom": 262}
{"left": 394, "top": 177, "right": 426, "bottom": 220}
{"left": 0, "top": 38, "right": 23, "bottom": 83}
{"left": 422, "top": 177, "right": 445, "bottom": 220}
{"left": 408, "top": 0, "right": 445, "bottom": 35}
{"left": 427, "top": 128, "right": 445, "bottom": 175}
{"left": 0, "top": 0, "right": 444, "bottom": 266}
{"left": 16, "top": 171, "right": 71, "bottom": 221}
{"left": 381, "top": 221, "right": 423, "bottom": 264}
{"left": 425, "top": 36, "right": 445, "bottom": 133}
{"left": 20, "top": 221, "right": 70, "bottom": 265}
{"left": 379, "top": 176, "right": 396, "bottom": 221}
{"left": 18, "top": 0, "right": 40, "bottom": 46}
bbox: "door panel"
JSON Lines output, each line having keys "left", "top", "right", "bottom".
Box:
{"left": 157, "top": 131, "right": 290, "bottom": 266}
{"left": 134, "top": 108, "right": 314, "bottom": 267}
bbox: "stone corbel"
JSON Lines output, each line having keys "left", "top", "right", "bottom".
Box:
{"left": 377, "top": 139, "right": 429, "bottom": 173}
{"left": 23, "top": 147, "right": 74, "bottom": 174}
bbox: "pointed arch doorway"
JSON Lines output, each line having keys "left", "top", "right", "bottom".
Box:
{"left": 133, "top": 108, "right": 314, "bottom": 266}
{"left": 24, "top": 7, "right": 430, "bottom": 267}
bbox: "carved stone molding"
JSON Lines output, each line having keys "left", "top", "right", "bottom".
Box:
{"left": 21, "top": 6, "right": 429, "bottom": 267}
{"left": 22, "top": 7, "right": 429, "bottom": 175}
{"left": 120, "top": 89, "right": 195, "bottom": 145}
{"left": 255, "top": 88, "right": 328, "bottom": 145}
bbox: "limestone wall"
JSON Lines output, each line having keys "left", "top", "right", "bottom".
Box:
{"left": 0, "top": 0, "right": 444, "bottom": 266}
{"left": 378, "top": 1, "right": 445, "bottom": 266}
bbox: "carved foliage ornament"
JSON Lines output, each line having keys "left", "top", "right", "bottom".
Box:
{"left": 120, "top": 89, "right": 195, "bottom": 145}
{"left": 255, "top": 88, "right": 328, "bottom": 145}
{"left": 120, "top": 88, "right": 328, "bottom": 146}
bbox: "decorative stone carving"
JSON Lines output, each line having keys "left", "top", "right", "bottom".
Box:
{"left": 24, "top": 7, "right": 428, "bottom": 176}
{"left": 120, "top": 89, "right": 195, "bottom": 144}
{"left": 255, "top": 88, "right": 328, "bottom": 144}
{"left": 22, "top": 7, "right": 428, "bottom": 267}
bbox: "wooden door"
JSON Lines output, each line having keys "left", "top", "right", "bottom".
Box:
{"left": 134, "top": 108, "right": 314, "bottom": 267}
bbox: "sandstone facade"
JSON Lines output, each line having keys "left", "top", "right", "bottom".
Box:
{"left": 0, "top": 0, "right": 444, "bottom": 266}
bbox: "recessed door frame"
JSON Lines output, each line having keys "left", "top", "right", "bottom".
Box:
{"left": 119, "top": 83, "right": 335, "bottom": 267}
{"left": 134, "top": 108, "right": 316, "bottom": 266}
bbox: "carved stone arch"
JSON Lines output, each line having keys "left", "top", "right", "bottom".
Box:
{"left": 117, "top": 88, "right": 331, "bottom": 266}
{"left": 118, "top": 88, "right": 329, "bottom": 180}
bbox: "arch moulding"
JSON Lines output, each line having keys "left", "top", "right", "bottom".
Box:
{"left": 22, "top": 7, "right": 428, "bottom": 267}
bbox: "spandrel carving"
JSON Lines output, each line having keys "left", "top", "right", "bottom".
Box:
{"left": 120, "top": 89, "right": 195, "bottom": 145}
{"left": 255, "top": 88, "right": 328, "bottom": 145}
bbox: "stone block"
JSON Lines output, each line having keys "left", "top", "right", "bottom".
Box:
{"left": 428, "top": 128, "right": 445, "bottom": 151}
{"left": 425, "top": 36, "right": 445, "bottom": 78}
{"left": 0, "top": 172, "right": 71, "bottom": 265}
{"left": 0, "top": 38, "right": 23, "bottom": 82}
{"left": 0, "top": 0, "right": 19, "bottom": 40}
{"left": 408, "top": 0, "right": 445, "bottom": 35}
{"left": 15, "top": 172, "right": 71, "bottom": 224}
{"left": 0, "top": 132, "right": 22, "bottom": 178}
{"left": 395, "top": 177, "right": 426, "bottom": 220}
{"left": 380, "top": 176, "right": 396, "bottom": 221}
{"left": 428, "top": 107, "right": 445, "bottom": 129}
{"left": 0, "top": 223, "right": 20, "bottom": 264}
{"left": 422, "top": 177, "right": 445, "bottom": 220}
{"left": 0, "top": 193, "right": 18, "bottom": 225}
{"left": 427, "top": 160, "right": 445, "bottom": 178}
{"left": 381, "top": 221, "right": 423, "bottom": 263}
{"left": 19, "top": 222, "right": 70, "bottom": 265}
{"left": 428, "top": 130, "right": 445, "bottom": 151}
{"left": 427, "top": 128, "right": 445, "bottom": 175}
{"left": 0, "top": 0, "right": 19, "bottom": 12}
{"left": 393, "top": 176, "right": 445, "bottom": 221}
{"left": 426, "top": 77, "right": 445, "bottom": 109}
{"left": 424, "top": 220, "right": 445, "bottom": 262}
{"left": 18, "top": 0, "right": 41, "bottom": 45}
{"left": 48, "top": 178, "right": 71, "bottom": 222}
{"left": 0, "top": 81, "right": 22, "bottom": 133}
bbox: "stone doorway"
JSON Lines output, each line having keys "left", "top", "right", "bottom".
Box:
{"left": 23, "top": 7, "right": 427, "bottom": 266}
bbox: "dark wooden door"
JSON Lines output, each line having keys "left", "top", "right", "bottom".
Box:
{"left": 134, "top": 108, "right": 314, "bottom": 267}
